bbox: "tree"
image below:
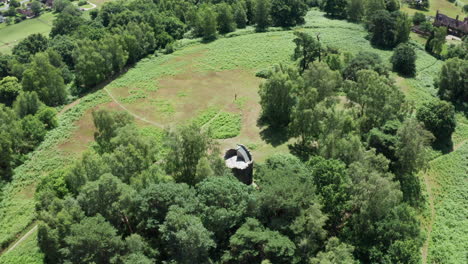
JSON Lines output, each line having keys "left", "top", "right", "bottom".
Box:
{"left": 436, "top": 58, "right": 468, "bottom": 103}
{"left": 223, "top": 218, "right": 296, "bottom": 263}
{"left": 233, "top": 1, "right": 248, "bottom": 28}
{"left": 92, "top": 110, "right": 134, "bottom": 153}
{"left": 395, "top": 12, "right": 411, "bottom": 44}
{"left": 395, "top": 118, "right": 433, "bottom": 175}
{"left": 20, "top": 114, "right": 46, "bottom": 152}
{"left": 369, "top": 10, "right": 396, "bottom": 48}
{"left": 63, "top": 215, "right": 124, "bottom": 264}
{"left": 50, "top": 12, "right": 85, "bottom": 37}
{"left": 13, "top": 91, "right": 43, "bottom": 118}
{"left": 77, "top": 173, "right": 134, "bottom": 229}
{"left": 293, "top": 31, "right": 322, "bottom": 72}
{"left": 345, "top": 70, "right": 404, "bottom": 131}
{"left": 53, "top": 0, "right": 71, "bottom": 12}
{"left": 310, "top": 237, "right": 357, "bottom": 264}
{"left": 165, "top": 123, "right": 216, "bottom": 185}
{"left": 73, "top": 39, "right": 107, "bottom": 91}
{"left": 323, "top": 0, "right": 348, "bottom": 18}
{"left": 22, "top": 52, "right": 67, "bottom": 106}
{"left": 0, "top": 130, "right": 14, "bottom": 181}
{"left": 347, "top": 0, "right": 365, "bottom": 22}
{"left": 412, "top": 12, "right": 426, "bottom": 25}
{"left": 216, "top": 3, "right": 236, "bottom": 34}
{"left": 99, "top": 34, "right": 128, "bottom": 77}
{"left": 426, "top": 26, "right": 446, "bottom": 56}
{"left": 132, "top": 182, "right": 198, "bottom": 239}
{"left": 12, "top": 33, "right": 49, "bottom": 63}
{"left": 342, "top": 51, "right": 388, "bottom": 80}
{"left": 307, "top": 157, "right": 351, "bottom": 230}
{"left": 254, "top": 0, "right": 271, "bottom": 32}
{"left": 270, "top": 0, "right": 308, "bottom": 27}
{"left": 0, "top": 76, "right": 21, "bottom": 106}
{"left": 31, "top": 1, "right": 42, "bottom": 16}
{"left": 391, "top": 43, "right": 416, "bottom": 76}
{"left": 259, "top": 64, "right": 299, "bottom": 127}
{"left": 196, "top": 176, "right": 255, "bottom": 244}
{"left": 36, "top": 106, "right": 58, "bottom": 130}
{"left": 365, "top": 0, "right": 386, "bottom": 18}
{"left": 201, "top": 7, "right": 218, "bottom": 41}
{"left": 416, "top": 100, "right": 456, "bottom": 142}
{"left": 159, "top": 207, "right": 215, "bottom": 264}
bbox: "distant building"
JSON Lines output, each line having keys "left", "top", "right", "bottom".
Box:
{"left": 434, "top": 10, "right": 468, "bottom": 37}
{"left": 224, "top": 144, "right": 254, "bottom": 185}
{"left": 17, "top": 8, "right": 33, "bottom": 17}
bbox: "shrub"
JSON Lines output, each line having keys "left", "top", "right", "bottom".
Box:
{"left": 391, "top": 43, "right": 417, "bottom": 76}
{"left": 412, "top": 12, "right": 426, "bottom": 25}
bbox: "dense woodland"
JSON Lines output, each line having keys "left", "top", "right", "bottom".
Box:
{"left": 0, "top": 0, "right": 467, "bottom": 263}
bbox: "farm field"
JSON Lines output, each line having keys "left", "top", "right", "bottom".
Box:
{"left": 0, "top": 12, "right": 55, "bottom": 54}
{"left": 0, "top": 8, "right": 466, "bottom": 264}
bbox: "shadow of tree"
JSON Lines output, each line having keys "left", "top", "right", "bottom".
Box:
{"left": 432, "top": 137, "right": 454, "bottom": 154}
{"left": 259, "top": 125, "right": 289, "bottom": 147}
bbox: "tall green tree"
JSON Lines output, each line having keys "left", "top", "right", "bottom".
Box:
{"left": 12, "top": 33, "right": 49, "bottom": 63}
{"left": 323, "top": 0, "right": 348, "bottom": 18}
{"left": 0, "top": 76, "right": 21, "bottom": 106}
{"left": 345, "top": 70, "right": 404, "bottom": 131}
{"left": 391, "top": 43, "right": 416, "bottom": 76}
{"left": 20, "top": 114, "right": 46, "bottom": 152}
{"left": 259, "top": 64, "right": 300, "bottom": 127}
{"left": 270, "top": 0, "right": 308, "bottom": 27}
{"left": 417, "top": 100, "right": 456, "bottom": 142}
{"left": 22, "top": 52, "right": 67, "bottom": 106}
{"left": 13, "top": 91, "right": 43, "bottom": 118}
{"left": 201, "top": 7, "right": 218, "bottom": 41}
{"left": 310, "top": 237, "right": 357, "bottom": 264}
{"left": 216, "top": 3, "right": 236, "bottom": 34}
{"left": 165, "top": 123, "right": 217, "bottom": 185}
{"left": 196, "top": 176, "right": 255, "bottom": 244}
{"left": 159, "top": 207, "right": 215, "bottom": 264}
{"left": 92, "top": 110, "right": 134, "bottom": 153}
{"left": 436, "top": 58, "right": 468, "bottom": 103}
{"left": 426, "top": 26, "right": 447, "bottom": 56}
{"left": 347, "top": 0, "right": 365, "bottom": 22}
{"left": 222, "top": 218, "right": 296, "bottom": 263}
{"left": 233, "top": 1, "right": 248, "bottom": 28}
{"left": 293, "top": 31, "right": 322, "bottom": 72}
{"left": 63, "top": 215, "right": 124, "bottom": 264}
{"left": 254, "top": 0, "right": 271, "bottom": 32}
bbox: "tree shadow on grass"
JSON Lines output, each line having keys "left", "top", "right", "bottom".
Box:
{"left": 258, "top": 118, "right": 289, "bottom": 147}
{"left": 432, "top": 137, "right": 454, "bottom": 154}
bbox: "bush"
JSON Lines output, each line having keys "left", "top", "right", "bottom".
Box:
{"left": 391, "top": 43, "right": 417, "bottom": 76}
{"left": 78, "top": 0, "right": 87, "bottom": 6}
{"left": 412, "top": 12, "right": 426, "bottom": 25}
{"left": 416, "top": 100, "right": 456, "bottom": 141}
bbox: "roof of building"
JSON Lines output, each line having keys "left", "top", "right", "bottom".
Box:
{"left": 434, "top": 11, "right": 468, "bottom": 34}
{"left": 224, "top": 144, "right": 253, "bottom": 170}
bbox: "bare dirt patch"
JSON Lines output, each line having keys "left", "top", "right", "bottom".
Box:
{"left": 56, "top": 102, "right": 121, "bottom": 155}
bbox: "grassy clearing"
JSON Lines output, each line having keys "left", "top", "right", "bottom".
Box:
{"left": 401, "top": 0, "right": 466, "bottom": 18}
{"left": 0, "top": 228, "right": 43, "bottom": 264}
{"left": 0, "top": 12, "right": 55, "bottom": 54}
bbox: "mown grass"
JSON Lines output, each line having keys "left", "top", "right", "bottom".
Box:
{"left": 0, "top": 12, "right": 55, "bottom": 54}
{"left": 401, "top": 0, "right": 466, "bottom": 18}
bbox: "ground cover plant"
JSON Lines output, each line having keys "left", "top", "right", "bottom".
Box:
{"left": 0, "top": 1, "right": 466, "bottom": 263}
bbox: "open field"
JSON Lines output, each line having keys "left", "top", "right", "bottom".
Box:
{"left": 0, "top": 12, "right": 55, "bottom": 54}
{"left": 0, "top": 9, "right": 465, "bottom": 264}
{"left": 401, "top": 0, "right": 467, "bottom": 18}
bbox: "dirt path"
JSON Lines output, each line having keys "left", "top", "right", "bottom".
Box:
{"left": 2, "top": 224, "right": 38, "bottom": 255}
{"left": 421, "top": 170, "right": 436, "bottom": 264}
{"left": 104, "top": 88, "right": 164, "bottom": 128}
{"left": 421, "top": 139, "right": 466, "bottom": 264}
